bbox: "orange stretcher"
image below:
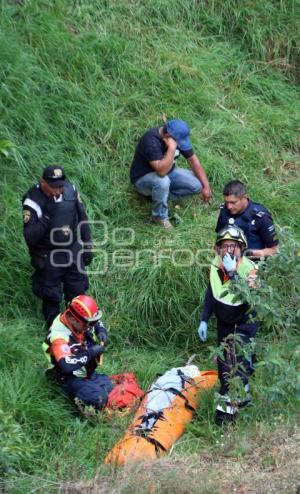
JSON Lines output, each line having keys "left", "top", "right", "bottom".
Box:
{"left": 105, "top": 367, "right": 218, "bottom": 465}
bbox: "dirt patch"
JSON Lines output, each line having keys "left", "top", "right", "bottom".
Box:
{"left": 263, "top": 158, "right": 300, "bottom": 184}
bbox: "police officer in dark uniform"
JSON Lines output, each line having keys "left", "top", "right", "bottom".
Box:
{"left": 216, "top": 180, "right": 278, "bottom": 258}
{"left": 22, "top": 165, "right": 93, "bottom": 328}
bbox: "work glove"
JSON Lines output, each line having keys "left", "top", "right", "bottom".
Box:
{"left": 222, "top": 252, "right": 237, "bottom": 273}
{"left": 94, "top": 322, "right": 108, "bottom": 344}
{"left": 198, "top": 321, "right": 208, "bottom": 342}
{"left": 83, "top": 244, "right": 93, "bottom": 266}
{"left": 88, "top": 344, "right": 105, "bottom": 360}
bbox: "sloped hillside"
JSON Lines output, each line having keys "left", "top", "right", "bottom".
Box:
{"left": 0, "top": 1, "right": 299, "bottom": 493}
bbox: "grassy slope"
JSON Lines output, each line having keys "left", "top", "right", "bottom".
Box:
{"left": 0, "top": 1, "right": 299, "bottom": 492}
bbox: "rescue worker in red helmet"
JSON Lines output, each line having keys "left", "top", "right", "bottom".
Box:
{"left": 43, "top": 295, "right": 113, "bottom": 409}
{"left": 197, "top": 225, "right": 259, "bottom": 425}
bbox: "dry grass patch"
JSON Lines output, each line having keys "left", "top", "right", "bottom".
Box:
{"left": 61, "top": 424, "right": 299, "bottom": 494}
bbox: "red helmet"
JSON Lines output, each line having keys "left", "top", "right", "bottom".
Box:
{"left": 68, "top": 295, "right": 102, "bottom": 324}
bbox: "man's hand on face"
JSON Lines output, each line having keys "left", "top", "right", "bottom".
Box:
{"left": 222, "top": 252, "right": 237, "bottom": 273}
{"left": 162, "top": 136, "right": 177, "bottom": 151}
{"left": 201, "top": 187, "right": 212, "bottom": 203}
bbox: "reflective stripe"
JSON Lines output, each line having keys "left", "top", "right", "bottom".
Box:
{"left": 216, "top": 403, "right": 237, "bottom": 415}
{"left": 65, "top": 355, "right": 88, "bottom": 365}
{"left": 23, "top": 198, "right": 43, "bottom": 218}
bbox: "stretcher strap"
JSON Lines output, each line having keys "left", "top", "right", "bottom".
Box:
{"left": 166, "top": 387, "right": 196, "bottom": 412}
{"left": 134, "top": 428, "right": 167, "bottom": 453}
{"left": 137, "top": 410, "right": 166, "bottom": 422}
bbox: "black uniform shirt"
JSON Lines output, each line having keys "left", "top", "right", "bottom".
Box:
{"left": 216, "top": 200, "right": 278, "bottom": 250}
{"left": 22, "top": 182, "right": 91, "bottom": 250}
{"left": 130, "top": 126, "right": 194, "bottom": 184}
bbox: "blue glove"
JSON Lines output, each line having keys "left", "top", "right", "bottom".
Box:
{"left": 94, "top": 322, "right": 108, "bottom": 344}
{"left": 198, "top": 321, "right": 208, "bottom": 342}
{"left": 88, "top": 344, "right": 105, "bottom": 360}
{"left": 223, "top": 252, "right": 237, "bottom": 273}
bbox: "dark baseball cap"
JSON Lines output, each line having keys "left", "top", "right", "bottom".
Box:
{"left": 42, "top": 165, "right": 66, "bottom": 187}
{"left": 165, "top": 119, "right": 192, "bottom": 151}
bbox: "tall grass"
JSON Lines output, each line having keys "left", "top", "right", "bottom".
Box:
{"left": 0, "top": 0, "right": 299, "bottom": 491}
{"left": 195, "top": 0, "right": 300, "bottom": 79}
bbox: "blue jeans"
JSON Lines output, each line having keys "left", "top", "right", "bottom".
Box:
{"left": 134, "top": 168, "right": 202, "bottom": 219}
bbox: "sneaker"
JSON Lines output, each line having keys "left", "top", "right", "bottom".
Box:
{"left": 151, "top": 217, "right": 173, "bottom": 229}
{"left": 215, "top": 397, "right": 238, "bottom": 426}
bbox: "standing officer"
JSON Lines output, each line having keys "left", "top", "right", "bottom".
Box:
{"left": 22, "top": 165, "right": 93, "bottom": 328}
{"left": 130, "top": 119, "right": 212, "bottom": 229}
{"left": 216, "top": 180, "right": 278, "bottom": 258}
{"left": 198, "top": 225, "right": 259, "bottom": 425}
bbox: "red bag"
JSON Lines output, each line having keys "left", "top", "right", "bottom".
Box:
{"left": 107, "top": 373, "right": 144, "bottom": 410}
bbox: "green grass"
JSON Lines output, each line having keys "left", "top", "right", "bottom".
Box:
{"left": 0, "top": 0, "right": 299, "bottom": 492}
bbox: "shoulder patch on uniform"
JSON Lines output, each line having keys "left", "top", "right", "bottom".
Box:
{"left": 23, "top": 210, "right": 31, "bottom": 223}
{"left": 219, "top": 203, "right": 225, "bottom": 209}
{"left": 255, "top": 211, "right": 265, "bottom": 218}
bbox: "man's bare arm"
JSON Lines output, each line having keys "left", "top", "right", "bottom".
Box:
{"left": 249, "top": 245, "right": 279, "bottom": 258}
{"left": 149, "top": 137, "right": 177, "bottom": 176}
{"left": 187, "top": 154, "right": 212, "bottom": 202}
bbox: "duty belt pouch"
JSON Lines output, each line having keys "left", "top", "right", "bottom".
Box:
{"left": 31, "top": 252, "right": 48, "bottom": 270}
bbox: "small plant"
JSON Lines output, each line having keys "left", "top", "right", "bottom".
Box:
{"left": 210, "top": 334, "right": 255, "bottom": 406}
{"left": 232, "top": 228, "right": 300, "bottom": 335}
{"left": 0, "top": 140, "right": 12, "bottom": 157}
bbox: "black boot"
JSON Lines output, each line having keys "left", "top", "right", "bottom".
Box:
{"left": 215, "top": 408, "right": 237, "bottom": 426}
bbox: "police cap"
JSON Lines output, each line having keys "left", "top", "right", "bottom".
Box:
{"left": 42, "top": 165, "right": 66, "bottom": 187}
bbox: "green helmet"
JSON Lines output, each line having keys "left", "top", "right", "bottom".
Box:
{"left": 216, "top": 225, "right": 248, "bottom": 249}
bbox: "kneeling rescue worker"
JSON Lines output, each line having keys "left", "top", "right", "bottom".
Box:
{"left": 43, "top": 294, "right": 113, "bottom": 410}
{"left": 198, "top": 225, "right": 259, "bottom": 425}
